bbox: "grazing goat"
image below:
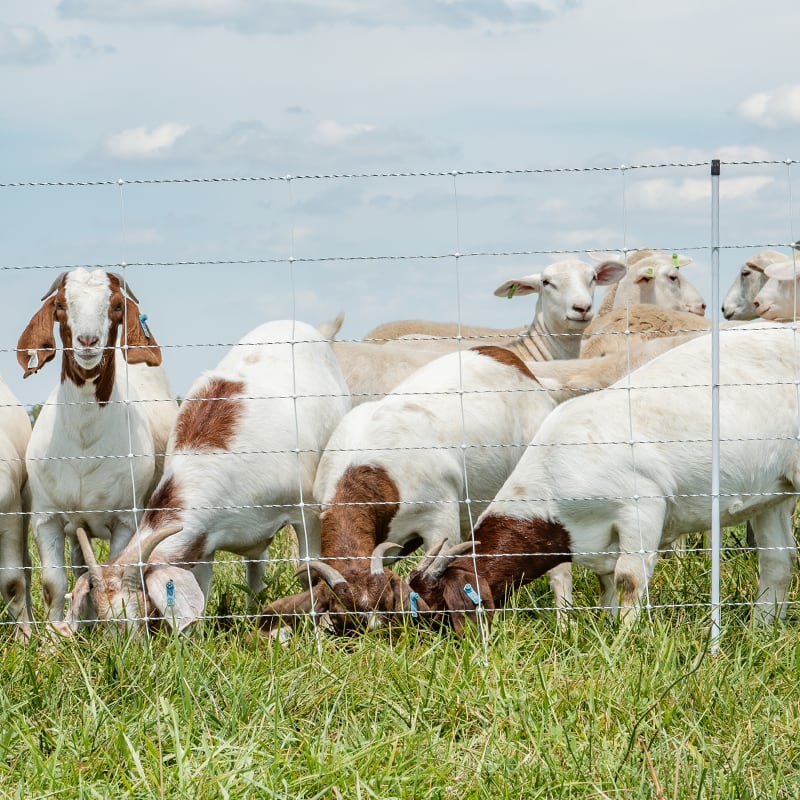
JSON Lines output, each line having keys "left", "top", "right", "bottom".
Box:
{"left": 0, "top": 375, "right": 33, "bottom": 640}
{"left": 260, "top": 345, "right": 557, "bottom": 635}
{"left": 407, "top": 322, "right": 800, "bottom": 631}
{"left": 17, "top": 268, "right": 177, "bottom": 623}
{"left": 362, "top": 258, "right": 628, "bottom": 359}
{"left": 59, "top": 319, "right": 351, "bottom": 633}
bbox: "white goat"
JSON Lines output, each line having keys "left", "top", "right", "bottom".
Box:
{"left": 591, "top": 249, "right": 706, "bottom": 317}
{"left": 363, "top": 258, "right": 628, "bottom": 359}
{"left": 59, "top": 319, "right": 351, "bottom": 633}
{"left": 17, "top": 268, "right": 177, "bottom": 623}
{"left": 409, "top": 321, "right": 800, "bottom": 629}
{"left": 0, "top": 375, "right": 33, "bottom": 639}
{"left": 261, "top": 345, "right": 557, "bottom": 633}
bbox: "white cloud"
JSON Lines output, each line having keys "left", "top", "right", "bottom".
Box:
{"left": 0, "top": 24, "right": 53, "bottom": 65}
{"left": 312, "top": 120, "right": 376, "bottom": 146}
{"left": 737, "top": 85, "right": 800, "bottom": 129}
{"left": 103, "top": 123, "right": 191, "bottom": 159}
{"left": 628, "top": 176, "right": 775, "bottom": 210}
{"left": 56, "top": 0, "right": 576, "bottom": 32}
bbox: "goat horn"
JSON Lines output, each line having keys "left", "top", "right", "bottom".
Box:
{"left": 75, "top": 527, "right": 104, "bottom": 584}
{"left": 40, "top": 271, "right": 68, "bottom": 301}
{"left": 120, "top": 523, "right": 184, "bottom": 579}
{"left": 414, "top": 538, "right": 448, "bottom": 575}
{"left": 423, "top": 541, "right": 480, "bottom": 579}
{"left": 370, "top": 541, "right": 402, "bottom": 575}
{"left": 109, "top": 272, "right": 140, "bottom": 303}
{"left": 296, "top": 560, "right": 347, "bottom": 589}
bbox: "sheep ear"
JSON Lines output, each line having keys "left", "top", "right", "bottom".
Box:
{"left": 123, "top": 297, "right": 162, "bottom": 366}
{"left": 145, "top": 566, "right": 205, "bottom": 631}
{"left": 493, "top": 274, "right": 542, "bottom": 298}
{"left": 17, "top": 296, "right": 58, "bottom": 378}
{"left": 745, "top": 261, "right": 766, "bottom": 273}
{"left": 672, "top": 254, "right": 693, "bottom": 268}
{"left": 593, "top": 261, "right": 627, "bottom": 286}
{"left": 587, "top": 251, "right": 623, "bottom": 263}
{"left": 765, "top": 260, "right": 800, "bottom": 282}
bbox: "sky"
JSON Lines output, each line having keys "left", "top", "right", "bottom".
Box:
{"left": 2, "top": 0, "right": 800, "bottom": 407}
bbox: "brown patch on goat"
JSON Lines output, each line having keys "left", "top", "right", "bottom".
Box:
{"left": 470, "top": 345, "right": 537, "bottom": 381}
{"left": 173, "top": 378, "right": 246, "bottom": 452}
{"left": 320, "top": 464, "right": 402, "bottom": 570}
{"left": 408, "top": 513, "right": 571, "bottom": 631}
{"left": 141, "top": 476, "right": 184, "bottom": 531}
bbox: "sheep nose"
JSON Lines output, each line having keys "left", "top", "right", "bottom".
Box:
{"left": 753, "top": 299, "right": 760, "bottom": 309}
{"left": 77, "top": 335, "right": 99, "bottom": 348}
{"left": 572, "top": 303, "right": 591, "bottom": 314}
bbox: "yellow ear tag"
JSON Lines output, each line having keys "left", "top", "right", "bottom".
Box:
{"left": 506, "top": 283, "right": 519, "bottom": 299}
{"left": 672, "top": 253, "right": 680, "bottom": 268}
{"left": 645, "top": 268, "right": 654, "bottom": 277}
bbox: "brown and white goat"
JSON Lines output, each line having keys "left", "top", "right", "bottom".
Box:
{"left": 260, "top": 345, "right": 558, "bottom": 635}
{"left": 58, "top": 319, "right": 352, "bottom": 634}
{"left": 18, "top": 268, "right": 177, "bottom": 623}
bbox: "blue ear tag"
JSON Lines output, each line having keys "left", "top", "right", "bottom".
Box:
{"left": 139, "top": 313, "right": 151, "bottom": 339}
{"left": 166, "top": 579, "right": 175, "bottom": 607}
{"left": 463, "top": 583, "right": 482, "bottom": 607}
{"left": 409, "top": 592, "right": 420, "bottom": 618}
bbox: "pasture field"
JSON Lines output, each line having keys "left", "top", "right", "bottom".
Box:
{"left": 2, "top": 527, "right": 800, "bottom": 799}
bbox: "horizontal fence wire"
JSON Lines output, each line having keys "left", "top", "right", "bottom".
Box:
{"left": 1, "top": 158, "right": 799, "bottom": 638}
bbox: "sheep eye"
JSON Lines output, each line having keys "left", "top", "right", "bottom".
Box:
{"left": 542, "top": 279, "right": 552, "bottom": 288}
{"left": 741, "top": 269, "right": 751, "bottom": 277}
{"left": 669, "top": 274, "right": 679, "bottom": 282}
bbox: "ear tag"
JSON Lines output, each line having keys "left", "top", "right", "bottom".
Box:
{"left": 463, "top": 583, "right": 483, "bottom": 607}
{"left": 409, "top": 591, "right": 420, "bottom": 618}
{"left": 139, "top": 313, "right": 151, "bottom": 339}
{"left": 645, "top": 268, "right": 654, "bottom": 278}
{"left": 27, "top": 350, "right": 39, "bottom": 370}
{"left": 166, "top": 579, "right": 175, "bottom": 607}
{"left": 672, "top": 253, "right": 680, "bottom": 268}
{"left": 506, "top": 283, "right": 519, "bottom": 299}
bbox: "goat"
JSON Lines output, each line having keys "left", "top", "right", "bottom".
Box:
{"left": 17, "top": 268, "right": 177, "bottom": 623}
{"left": 259, "top": 345, "right": 556, "bottom": 635}
{"left": 407, "top": 322, "right": 800, "bottom": 631}
{"left": 57, "top": 319, "right": 351, "bottom": 634}
{"left": 0, "top": 374, "right": 33, "bottom": 640}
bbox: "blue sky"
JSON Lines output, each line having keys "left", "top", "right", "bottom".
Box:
{"left": 2, "top": 0, "right": 799, "bottom": 407}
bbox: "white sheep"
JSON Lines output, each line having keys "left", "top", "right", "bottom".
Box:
{"left": 722, "top": 250, "right": 788, "bottom": 320}
{"left": 260, "top": 344, "right": 557, "bottom": 634}
{"left": 16, "top": 268, "right": 178, "bottom": 623}
{"left": 58, "top": 319, "right": 352, "bottom": 633}
{"left": 591, "top": 249, "right": 706, "bottom": 317}
{"left": 362, "top": 258, "right": 628, "bottom": 359}
{"left": 752, "top": 256, "right": 800, "bottom": 321}
{"left": 408, "top": 321, "right": 800, "bottom": 630}
{"left": 0, "top": 374, "right": 33, "bottom": 640}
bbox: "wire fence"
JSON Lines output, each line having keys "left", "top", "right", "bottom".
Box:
{"left": 1, "top": 157, "right": 799, "bottom": 644}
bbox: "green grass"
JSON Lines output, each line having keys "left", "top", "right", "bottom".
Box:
{"left": 2, "top": 528, "right": 800, "bottom": 799}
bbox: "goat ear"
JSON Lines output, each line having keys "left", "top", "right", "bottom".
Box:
{"left": 17, "top": 296, "right": 57, "bottom": 378}
{"left": 442, "top": 582, "right": 469, "bottom": 634}
{"left": 123, "top": 297, "right": 162, "bottom": 366}
{"left": 145, "top": 566, "right": 205, "bottom": 632}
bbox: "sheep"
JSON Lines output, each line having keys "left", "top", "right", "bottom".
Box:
{"left": 16, "top": 268, "right": 178, "bottom": 623}
{"left": 406, "top": 321, "right": 800, "bottom": 631}
{"left": 0, "top": 375, "right": 33, "bottom": 640}
{"left": 57, "top": 319, "right": 352, "bottom": 634}
{"left": 752, "top": 256, "right": 800, "bottom": 321}
{"left": 722, "top": 250, "right": 787, "bottom": 321}
{"left": 361, "top": 258, "right": 628, "bottom": 360}
{"left": 591, "top": 249, "right": 706, "bottom": 317}
{"left": 259, "top": 345, "right": 558, "bottom": 635}
{"left": 580, "top": 304, "right": 711, "bottom": 359}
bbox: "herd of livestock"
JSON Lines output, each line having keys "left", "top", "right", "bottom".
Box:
{"left": 1, "top": 244, "right": 800, "bottom": 641}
